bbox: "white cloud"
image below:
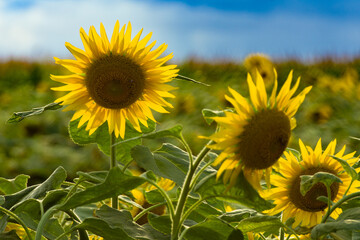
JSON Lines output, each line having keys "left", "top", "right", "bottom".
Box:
{"left": 0, "top": 0, "right": 359, "bottom": 62}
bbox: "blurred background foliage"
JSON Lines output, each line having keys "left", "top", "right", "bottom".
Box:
{"left": 1, "top": 56, "right": 360, "bottom": 184}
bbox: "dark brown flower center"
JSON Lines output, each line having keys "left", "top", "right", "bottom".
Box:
{"left": 85, "top": 54, "right": 145, "bottom": 109}
{"left": 238, "top": 109, "right": 291, "bottom": 170}
{"left": 289, "top": 167, "right": 340, "bottom": 212}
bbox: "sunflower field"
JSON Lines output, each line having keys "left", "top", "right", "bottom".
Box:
{"left": 1, "top": 22, "right": 360, "bottom": 240}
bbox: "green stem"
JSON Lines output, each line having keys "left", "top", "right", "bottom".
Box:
{"left": 122, "top": 159, "right": 133, "bottom": 173}
{"left": 282, "top": 225, "right": 301, "bottom": 240}
{"left": 189, "top": 160, "right": 213, "bottom": 191}
{"left": 54, "top": 229, "right": 74, "bottom": 240}
{"left": 133, "top": 202, "right": 166, "bottom": 222}
{"left": 279, "top": 213, "right": 285, "bottom": 240}
{"left": 66, "top": 210, "right": 89, "bottom": 240}
{"left": 180, "top": 133, "right": 194, "bottom": 166}
{"left": 178, "top": 198, "right": 204, "bottom": 229}
{"left": 326, "top": 185, "right": 332, "bottom": 218}
{"left": 0, "top": 206, "right": 34, "bottom": 240}
{"left": 110, "top": 132, "right": 118, "bottom": 209}
{"left": 141, "top": 178, "right": 175, "bottom": 219}
{"left": 343, "top": 179, "right": 354, "bottom": 196}
{"left": 171, "top": 141, "right": 212, "bottom": 240}
{"left": 322, "top": 191, "right": 360, "bottom": 223}
{"left": 35, "top": 205, "right": 58, "bottom": 240}
{"left": 258, "top": 233, "right": 267, "bottom": 240}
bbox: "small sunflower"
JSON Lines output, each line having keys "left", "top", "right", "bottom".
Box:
{"left": 263, "top": 139, "right": 360, "bottom": 228}
{"left": 206, "top": 70, "right": 312, "bottom": 189}
{"left": 51, "top": 21, "right": 178, "bottom": 138}
{"left": 244, "top": 53, "right": 275, "bottom": 87}
{"left": 130, "top": 177, "right": 175, "bottom": 224}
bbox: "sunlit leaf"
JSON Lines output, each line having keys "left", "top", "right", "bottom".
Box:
{"left": 331, "top": 155, "right": 358, "bottom": 180}
{"left": 300, "top": 172, "right": 342, "bottom": 196}
{"left": 59, "top": 166, "right": 144, "bottom": 211}
{"left": 237, "top": 215, "right": 283, "bottom": 234}
{"left": 195, "top": 172, "right": 273, "bottom": 212}
{"left": 132, "top": 144, "right": 215, "bottom": 187}
{"left": 7, "top": 102, "right": 63, "bottom": 123}
{"left": 184, "top": 217, "right": 235, "bottom": 240}
{"left": 202, "top": 109, "right": 226, "bottom": 125}
{"left": 311, "top": 220, "right": 360, "bottom": 239}
{"left": 0, "top": 175, "right": 30, "bottom": 195}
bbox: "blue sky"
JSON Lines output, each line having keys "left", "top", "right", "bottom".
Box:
{"left": 1, "top": 0, "right": 360, "bottom": 62}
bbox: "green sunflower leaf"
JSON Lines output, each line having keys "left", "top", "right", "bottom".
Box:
{"left": 312, "top": 207, "right": 360, "bottom": 239}
{"left": 0, "top": 175, "right": 30, "bottom": 195}
{"left": 185, "top": 196, "right": 222, "bottom": 223}
{"left": 183, "top": 217, "right": 236, "bottom": 240}
{"left": 300, "top": 172, "right": 342, "bottom": 196}
{"left": 72, "top": 205, "right": 168, "bottom": 240}
{"left": 219, "top": 209, "right": 259, "bottom": 223}
{"left": 236, "top": 215, "right": 283, "bottom": 234}
{"left": 12, "top": 198, "right": 66, "bottom": 239}
{"left": 201, "top": 109, "right": 226, "bottom": 125}
{"left": 112, "top": 124, "right": 183, "bottom": 146}
{"left": 68, "top": 118, "right": 156, "bottom": 165}
{"left": 148, "top": 213, "right": 171, "bottom": 235}
{"left": 7, "top": 102, "right": 63, "bottom": 123}
{"left": 0, "top": 230, "right": 22, "bottom": 239}
{"left": 311, "top": 220, "right": 360, "bottom": 239}
{"left": 58, "top": 166, "right": 144, "bottom": 211}
{"left": 131, "top": 144, "right": 216, "bottom": 187}
{"left": 331, "top": 155, "right": 358, "bottom": 181}
{"left": 195, "top": 172, "right": 274, "bottom": 212}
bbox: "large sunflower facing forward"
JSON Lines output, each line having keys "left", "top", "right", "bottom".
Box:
{"left": 207, "top": 70, "right": 312, "bottom": 189}
{"left": 263, "top": 139, "right": 360, "bottom": 228}
{"left": 51, "top": 21, "right": 178, "bottom": 138}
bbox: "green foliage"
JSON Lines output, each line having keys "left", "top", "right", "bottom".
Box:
{"left": 132, "top": 144, "right": 215, "bottom": 187}
{"left": 184, "top": 218, "right": 236, "bottom": 240}
{"left": 331, "top": 155, "right": 358, "bottom": 180}
{"left": 202, "top": 109, "right": 226, "bottom": 125}
{"left": 300, "top": 171, "right": 342, "bottom": 196}
{"left": 69, "top": 118, "right": 156, "bottom": 165}
{"left": 4, "top": 59, "right": 360, "bottom": 240}
{"left": 195, "top": 172, "right": 274, "bottom": 212}
{"left": 311, "top": 207, "right": 360, "bottom": 239}
{"left": 74, "top": 205, "right": 168, "bottom": 240}
{"left": 59, "top": 166, "right": 144, "bottom": 211}
{"left": 0, "top": 175, "right": 30, "bottom": 195}
{"left": 7, "top": 102, "right": 63, "bottom": 123}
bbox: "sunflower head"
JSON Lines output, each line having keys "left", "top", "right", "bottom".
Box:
{"left": 263, "top": 139, "right": 360, "bottom": 228}
{"left": 130, "top": 177, "right": 175, "bottom": 225}
{"left": 206, "top": 70, "right": 312, "bottom": 189}
{"left": 51, "top": 21, "right": 179, "bottom": 139}
{"left": 244, "top": 53, "right": 275, "bottom": 87}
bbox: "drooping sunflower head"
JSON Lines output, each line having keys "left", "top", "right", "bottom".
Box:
{"left": 51, "top": 21, "right": 178, "bottom": 138}
{"left": 206, "top": 70, "right": 312, "bottom": 189}
{"left": 244, "top": 53, "right": 275, "bottom": 87}
{"left": 263, "top": 138, "right": 360, "bottom": 228}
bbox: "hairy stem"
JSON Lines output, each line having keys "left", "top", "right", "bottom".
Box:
{"left": 110, "top": 132, "right": 118, "bottom": 209}
{"left": 171, "top": 140, "right": 212, "bottom": 240}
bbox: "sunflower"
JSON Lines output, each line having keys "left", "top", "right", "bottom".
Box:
{"left": 206, "top": 70, "right": 312, "bottom": 190}
{"left": 244, "top": 53, "right": 275, "bottom": 87}
{"left": 263, "top": 139, "right": 360, "bottom": 228}
{"left": 130, "top": 177, "right": 175, "bottom": 224}
{"left": 51, "top": 21, "right": 178, "bottom": 138}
